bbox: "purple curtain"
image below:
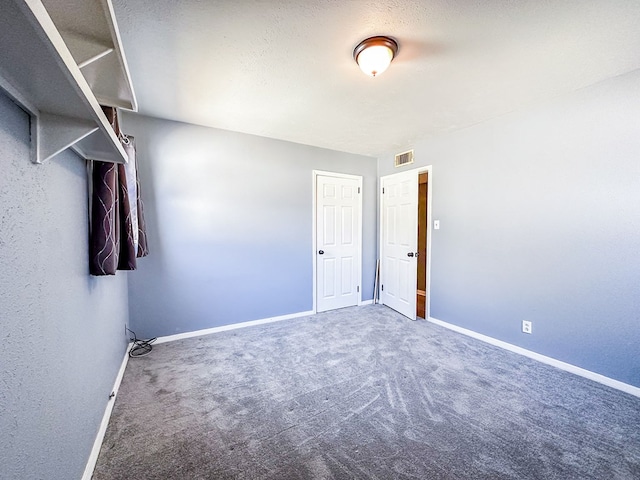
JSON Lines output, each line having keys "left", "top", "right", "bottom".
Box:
{"left": 89, "top": 107, "right": 148, "bottom": 276}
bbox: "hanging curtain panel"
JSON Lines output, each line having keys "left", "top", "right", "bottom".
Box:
{"left": 131, "top": 137, "right": 149, "bottom": 258}
{"left": 122, "top": 137, "right": 139, "bottom": 253}
{"left": 121, "top": 135, "right": 149, "bottom": 258}
{"left": 89, "top": 160, "right": 120, "bottom": 275}
{"left": 89, "top": 107, "right": 148, "bottom": 276}
{"left": 116, "top": 159, "right": 137, "bottom": 271}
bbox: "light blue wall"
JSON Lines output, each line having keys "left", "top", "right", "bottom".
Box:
{"left": 0, "top": 93, "right": 130, "bottom": 478}
{"left": 379, "top": 70, "right": 640, "bottom": 387}
{"left": 121, "top": 113, "right": 377, "bottom": 338}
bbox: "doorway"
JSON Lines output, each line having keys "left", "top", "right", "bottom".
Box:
{"left": 379, "top": 166, "right": 432, "bottom": 320}
{"left": 313, "top": 170, "right": 363, "bottom": 313}
{"left": 417, "top": 172, "right": 429, "bottom": 318}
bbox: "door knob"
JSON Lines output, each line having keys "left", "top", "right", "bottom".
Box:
{"left": 415, "top": 252, "right": 419, "bottom": 257}
{"left": 407, "top": 252, "right": 414, "bottom": 257}
{"left": 318, "top": 250, "right": 324, "bottom": 255}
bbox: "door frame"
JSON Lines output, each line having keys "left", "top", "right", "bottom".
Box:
{"left": 379, "top": 165, "right": 433, "bottom": 319}
{"left": 312, "top": 170, "right": 363, "bottom": 314}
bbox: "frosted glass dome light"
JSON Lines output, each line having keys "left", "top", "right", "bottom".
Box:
{"left": 353, "top": 36, "right": 398, "bottom": 77}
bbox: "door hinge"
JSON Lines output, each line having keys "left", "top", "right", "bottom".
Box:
{"left": 358, "top": 187, "right": 360, "bottom": 194}
{"left": 381, "top": 284, "right": 384, "bottom": 291}
{"left": 382, "top": 187, "right": 385, "bottom": 194}
{"left": 357, "top": 286, "right": 360, "bottom": 292}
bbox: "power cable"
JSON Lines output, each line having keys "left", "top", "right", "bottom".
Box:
{"left": 126, "top": 327, "right": 156, "bottom": 358}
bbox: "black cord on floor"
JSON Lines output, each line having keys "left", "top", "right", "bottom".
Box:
{"left": 126, "top": 328, "right": 157, "bottom": 358}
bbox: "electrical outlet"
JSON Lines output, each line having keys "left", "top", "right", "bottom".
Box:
{"left": 522, "top": 320, "right": 532, "bottom": 334}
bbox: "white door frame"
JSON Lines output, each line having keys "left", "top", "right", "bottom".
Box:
{"left": 379, "top": 165, "right": 433, "bottom": 319}
{"left": 312, "top": 170, "right": 363, "bottom": 314}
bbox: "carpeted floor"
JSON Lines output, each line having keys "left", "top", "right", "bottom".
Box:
{"left": 92, "top": 305, "right": 640, "bottom": 479}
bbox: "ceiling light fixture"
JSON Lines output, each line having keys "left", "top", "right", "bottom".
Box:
{"left": 353, "top": 36, "right": 398, "bottom": 77}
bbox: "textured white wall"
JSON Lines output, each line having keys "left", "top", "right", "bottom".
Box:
{"left": 379, "top": 70, "right": 640, "bottom": 387}
{"left": 0, "top": 92, "right": 130, "bottom": 479}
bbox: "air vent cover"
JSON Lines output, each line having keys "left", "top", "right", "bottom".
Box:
{"left": 395, "top": 150, "right": 414, "bottom": 167}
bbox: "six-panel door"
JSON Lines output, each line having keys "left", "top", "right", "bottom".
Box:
{"left": 380, "top": 170, "right": 418, "bottom": 320}
{"left": 316, "top": 175, "right": 361, "bottom": 312}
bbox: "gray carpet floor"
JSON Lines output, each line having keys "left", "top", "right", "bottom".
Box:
{"left": 92, "top": 305, "right": 640, "bottom": 479}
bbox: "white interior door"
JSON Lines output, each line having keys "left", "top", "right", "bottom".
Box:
{"left": 380, "top": 170, "right": 418, "bottom": 320}
{"left": 316, "top": 173, "right": 361, "bottom": 313}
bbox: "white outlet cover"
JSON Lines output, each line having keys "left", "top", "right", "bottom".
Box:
{"left": 434, "top": 220, "right": 440, "bottom": 230}
{"left": 522, "top": 321, "right": 532, "bottom": 334}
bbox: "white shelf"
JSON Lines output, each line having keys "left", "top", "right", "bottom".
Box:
{"left": 0, "top": 0, "right": 137, "bottom": 164}
{"left": 42, "top": 0, "right": 137, "bottom": 111}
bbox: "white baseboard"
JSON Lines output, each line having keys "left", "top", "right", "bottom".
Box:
{"left": 360, "top": 299, "right": 374, "bottom": 306}
{"left": 155, "top": 310, "right": 315, "bottom": 345}
{"left": 82, "top": 344, "right": 131, "bottom": 480}
{"left": 428, "top": 317, "right": 640, "bottom": 399}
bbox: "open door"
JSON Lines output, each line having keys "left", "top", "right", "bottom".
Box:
{"left": 379, "top": 167, "right": 432, "bottom": 320}
{"left": 380, "top": 170, "right": 418, "bottom": 319}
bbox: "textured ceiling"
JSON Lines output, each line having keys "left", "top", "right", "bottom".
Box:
{"left": 111, "top": 0, "right": 640, "bottom": 157}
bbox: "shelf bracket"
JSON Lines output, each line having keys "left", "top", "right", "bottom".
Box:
{"left": 33, "top": 112, "right": 98, "bottom": 164}
{"left": 60, "top": 30, "right": 115, "bottom": 69}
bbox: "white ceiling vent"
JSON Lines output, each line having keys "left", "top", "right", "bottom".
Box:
{"left": 394, "top": 150, "right": 414, "bottom": 167}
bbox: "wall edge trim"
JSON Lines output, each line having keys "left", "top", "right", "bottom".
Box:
{"left": 81, "top": 344, "right": 132, "bottom": 480}
{"left": 154, "top": 310, "right": 316, "bottom": 345}
{"left": 427, "top": 317, "right": 640, "bottom": 398}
